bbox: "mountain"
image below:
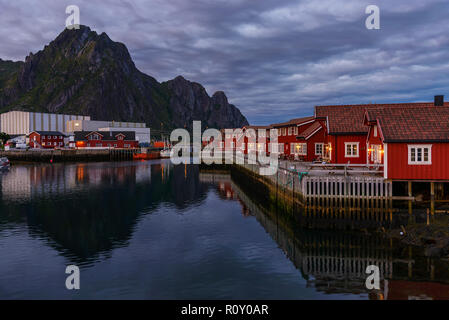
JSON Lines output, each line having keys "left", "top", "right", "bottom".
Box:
{"left": 0, "top": 26, "right": 248, "bottom": 130}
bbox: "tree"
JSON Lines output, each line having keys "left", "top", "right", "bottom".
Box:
{"left": 0, "top": 132, "right": 11, "bottom": 147}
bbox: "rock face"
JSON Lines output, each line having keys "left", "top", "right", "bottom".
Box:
{"left": 0, "top": 26, "right": 248, "bottom": 130}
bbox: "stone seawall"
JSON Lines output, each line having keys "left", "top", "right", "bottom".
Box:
{"left": 0, "top": 149, "right": 137, "bottom": 162}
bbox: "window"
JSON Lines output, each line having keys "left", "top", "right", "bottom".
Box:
{"left": 291, "top": 143, "right": 307, "bottom": 155}
{"left": 345, "top": 142, "right": 359, "bottom": 157}
{"left": 373, "top": 126, "right": 378, "bottom": 137}
{"left": 282, "top": 128, "right": 287, "bottom": 136}
{"left": 89, "top": 134, "right": 100, "bottom": 140}
{"left": 53, "top": 136, "right": 57, "bottom": 139}
{"left": 277, "top": 128, "right": 281, "bottom": 136}
{"left": 42, "top": 142, "right": 45, "bottom": 146}
{"left": 257, "top": 143, "right": 265, "bottom": 152}
{"left": 278, "top": 143, "right": 284, "bottom": 154}
{"left": 117, "top": 135, "right": 124, "bottom": 140}
{"left": 408, "top": 145, "right": 432, "bottom": 165}
{"left": 294, "top": 127, "right": 298, "bottom": 135}
{"left": 315, "top": 143, "right": 324, "bottom": 155}
{"left": 288, "top": 127, "right": 292, "bottom": 135}
{"left": 59, "top": 142, "right": 63, "bottom": 146}
{"left": 53, "top": 142, "right": 57, "bottom": 146}
{"left": 59, "top": 136, "right": 63, "bottom": 139}
{"left": 247, "top": 143, "right": 256, "bottom": 152}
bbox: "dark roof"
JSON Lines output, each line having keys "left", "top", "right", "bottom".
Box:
{"left": 74, "top": 131, "right": 136, "bottom": 141}
{"left": 271, "top": 116, "right": 314, "bottom": 128}
{"left": 297, "top": 121, "right": 322, "bottom": 140}
{"left": 365, "top": 107, "right": 449, "bottom": 143}
{"left": 243, "top": 125, "right": 272, "bottom": 130}
{"left": 29, "top": 131, "right": 65, "bottom": 136}
{"left": 315, "top": 102, "right": 449, "bottom": 135}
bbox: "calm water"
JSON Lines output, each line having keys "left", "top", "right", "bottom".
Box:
{"left": 0, "top": 160, "right": 448, "bottom": 299}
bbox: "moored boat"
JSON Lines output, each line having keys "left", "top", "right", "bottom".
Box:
{"left": 0, "top": 157, "right": 10, "bottom": 170}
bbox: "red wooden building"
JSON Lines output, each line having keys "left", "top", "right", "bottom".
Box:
{"left": 74, "top": 131, "right": 138, "bottom": 149}
{"left": 315, "top": 100, "right": 449, "bottom": 164}
{"left": 271, "top": 116, "right": 315, "bottom": 157}
{"left": 28, "top": 131, "right": 65, "bottom": 149}
{"left": 364, "top": 105, "right": 449, "bottom": 180}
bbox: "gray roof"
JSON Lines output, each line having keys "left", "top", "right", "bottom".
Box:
{"left": 28, "top": 131, "right": 65, "bottom": 136}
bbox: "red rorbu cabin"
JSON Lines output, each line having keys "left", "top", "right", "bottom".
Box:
{"left": 271, "top": 116, "right": 327, "bottom": 161}
{"left": 74, "top": 131, "right": 138, "bottom": 149}
{"left": 28, "top": 131, "right": 65, "bottom": 149}
{"left": 364, "top": 105, "right": 449, "bottom": 180}
{"left": 314, "top": 100, "right": 449, "bottom": 165}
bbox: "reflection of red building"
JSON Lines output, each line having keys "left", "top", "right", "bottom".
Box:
{"left": 28, "top": 131, "right": 65, "bottom": 149}
{"left": 74, "top": 131, "right": 138, "bottom": 149}
{"left": 385, "top": 280, "right": 449, "bottom": 300}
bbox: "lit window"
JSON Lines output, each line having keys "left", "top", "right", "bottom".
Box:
{"left": 315, "top": 143, "right": 323, "bottom": 155}
{"left": 345, "top": 142, "right": 359, "bottom": 157}
{"left": 408, "top": 145, "right": 431, "bottom": 165}
{"left": 291, "top": 143, "right": 307, "bottom": 155}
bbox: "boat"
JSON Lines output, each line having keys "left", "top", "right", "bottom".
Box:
{"left": 160, "top": 148, "right": 173, "bottom": 158}
{"left": 0, "top": 157, "right": 10, "bottom": 170}
{"left": 133, "top": 150, "right": 160, "bottom": 160}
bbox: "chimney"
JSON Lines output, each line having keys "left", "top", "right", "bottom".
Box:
{"left": 434, "top": 95, "right": 444, "bottom": 106}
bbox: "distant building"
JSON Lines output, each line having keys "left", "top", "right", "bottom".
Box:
{"left": 66, "top": 119, "right": 150, "bottom": 143}
{"left": 74, "top": 131, "right": 138, "bottom": 149}
{"left": 0, "top": 111, "right": 90, "bottom": 135}
{"left": 28, "top": 131, "right": 66, "bottom": 149}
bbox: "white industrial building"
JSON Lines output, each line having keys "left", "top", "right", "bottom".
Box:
{"left": 0, "top": 111, "right": 90, "bottom": 135}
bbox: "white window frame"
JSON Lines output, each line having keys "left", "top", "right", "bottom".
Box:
{"left": 408, "top": 144, "right": 432, "bottom": 165}
{"left": 291, "top": 143, "right": 307, "bottom": 156}
{"left": 288, "top": 127, "right": 292, "bottom": 135}
{"left": 373, "top": 126, "right": 378, "bottom": 137}
{"left": 294, "top": 126, "right": 298, "bottom": 135}
{"left": 315, "top": 143, "right": 324, "bottom": 155}
{"left": 344, "top": 142, "right": 359, "bottom": 158}
{"left": 278, "top": 143, "right": 284, "bottom": 154}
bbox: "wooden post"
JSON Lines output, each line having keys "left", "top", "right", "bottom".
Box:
{"left": 431, "top": 182, "right": 435, "bottom": 215}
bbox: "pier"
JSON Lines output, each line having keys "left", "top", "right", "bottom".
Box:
{"left": 0, "top": 148, "right": 138, "bottom": 162}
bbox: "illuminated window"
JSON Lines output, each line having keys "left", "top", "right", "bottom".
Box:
{"left": 291, "top": 143, "right": 307, "bottom": 155}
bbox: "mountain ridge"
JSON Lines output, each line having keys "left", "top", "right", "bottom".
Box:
{"left": 0, "top": 26, "right": 248, "bottom": 130}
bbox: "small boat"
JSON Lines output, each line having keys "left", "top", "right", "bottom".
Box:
{"left": 0, "top": 157, "right": 10, "bottom": 170}
{"left": 133, "top": 151, "right": 160, "bottom": 160}
{"left": 160, "top": 148, "right": 173, "bottom": 158}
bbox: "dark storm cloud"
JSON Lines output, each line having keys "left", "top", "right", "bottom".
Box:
{"left": 1, "top": 0, "right": 448, "bottom": 124}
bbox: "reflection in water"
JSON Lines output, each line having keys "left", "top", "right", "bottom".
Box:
{"left": 1, "top": 163, "right": 449, "bottom": 299}
{"left": 0, "top": 161, "right": 208, "bottom": 265}
{"left": 228, "top": 173, "right": 449, "bottom": 300}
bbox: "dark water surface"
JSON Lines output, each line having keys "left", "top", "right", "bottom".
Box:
{"left": 0, "top": 160, "right": 448, "bottom": 299}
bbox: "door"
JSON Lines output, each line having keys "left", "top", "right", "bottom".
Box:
{"left": 372, "top": 144, "right": 382, "bottom": 164}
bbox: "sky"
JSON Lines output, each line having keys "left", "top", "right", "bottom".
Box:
{"left": 1, "top": 0, "right": 449, "bottom": 125}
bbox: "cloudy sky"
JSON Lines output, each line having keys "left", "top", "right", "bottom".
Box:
{"left": 1, "top": 0, "right": 449, "bottom": 124}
